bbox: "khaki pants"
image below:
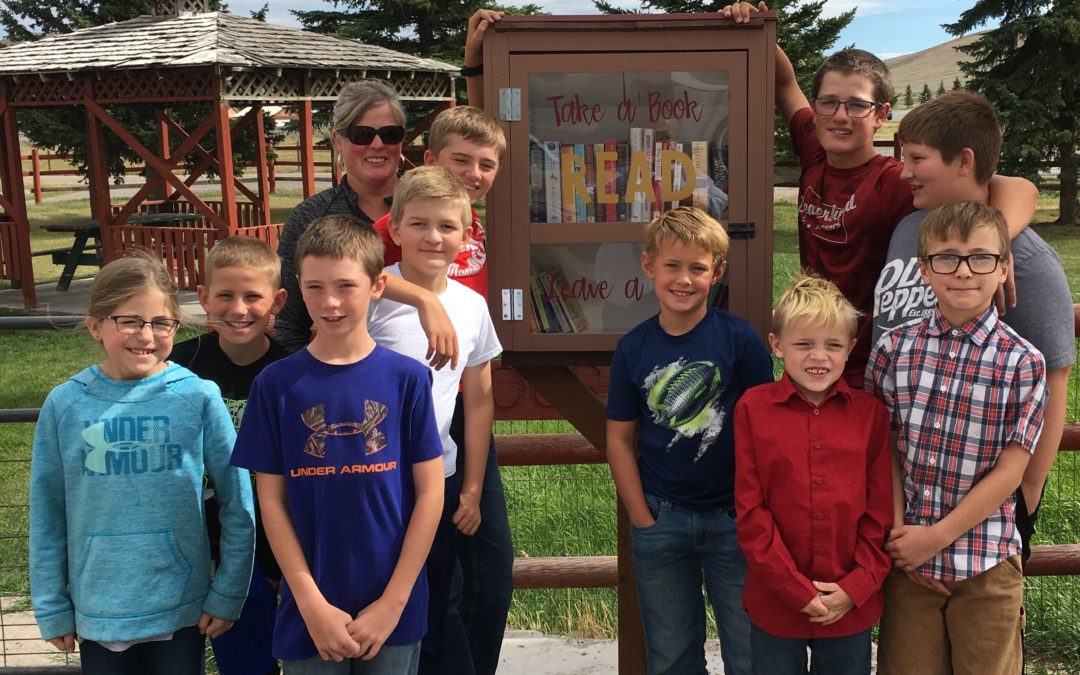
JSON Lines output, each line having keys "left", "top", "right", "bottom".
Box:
{"left": 877, "top": 556, "right": 1024, "bottom": 675}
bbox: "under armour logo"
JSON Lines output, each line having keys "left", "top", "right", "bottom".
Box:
{"left": 301, "top": 401, "right": 388, "bottom": 459}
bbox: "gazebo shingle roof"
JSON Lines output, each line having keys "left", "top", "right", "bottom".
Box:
{"left": 0, "top": 12, "right": 460, "bottom": 75}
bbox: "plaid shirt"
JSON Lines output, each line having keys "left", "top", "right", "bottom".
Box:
{"left": 866, "top": 306, "right": 1046, "bottom": 581}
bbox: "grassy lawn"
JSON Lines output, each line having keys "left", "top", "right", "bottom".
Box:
{"left": 1, "top": 191, "right": 1079, "bottom": 670}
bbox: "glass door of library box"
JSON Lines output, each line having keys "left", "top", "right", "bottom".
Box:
{"left": 485, "top": 25, "right": 775, "bottom": 356}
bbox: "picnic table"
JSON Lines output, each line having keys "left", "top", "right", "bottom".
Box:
{"left": 39, "top": 212, "right": 203, "bottom": 291}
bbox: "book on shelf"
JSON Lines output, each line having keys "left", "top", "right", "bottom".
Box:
{"left": 542, "top": 140, "right": 562, "bottom": 223}
{"left": 709, "top": 142, "right": 728, "bottom": 194}
{"left": 584, "top": 143, "right": 597, "bottom": 222}
{"left": 629, "top": 127, "right": 645, "bottom": 222}
{"left": 615, "top": 140, "right": 630, "bottom": 221}
{"left": 536, "top": 269, "right": 571, "bottom": 332}
{"left": 529, "top": 270, "right": 558, "bottom": 333}
{"left": 547, "top": 266, "right": 588, "bottom": 333}
{"left": 669, "top": 141, "right": 685, "bottom": 210}
{"left": 529, "top": 139, "right": 547, "bottom": 222}
{"left": 691, "top": 140, "right": 710, "bottom": 210}
{"left": 603, "top": 140, "right": 618, "bottom": 222}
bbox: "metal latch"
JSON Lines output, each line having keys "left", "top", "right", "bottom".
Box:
{"left": 501, "top": 289, "right": 523, "bottom": 320}
{"left": 727, "top": 222, "right": 755, "bottom": 240}
{"left": 499, "top": 88, "right": 521, "bottom": 121}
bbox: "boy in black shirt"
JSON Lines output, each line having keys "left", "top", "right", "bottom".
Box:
{"left": 170, "top": 235, "right": 287, "bottom": 675}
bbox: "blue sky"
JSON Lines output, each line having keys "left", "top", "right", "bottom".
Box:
{"left": 227, "top": 0, "right": 996, "bottom": 60}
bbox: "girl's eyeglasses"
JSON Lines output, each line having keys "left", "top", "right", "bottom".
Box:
{"left": 108, "top": 315, "right": 181, "bottom": 337}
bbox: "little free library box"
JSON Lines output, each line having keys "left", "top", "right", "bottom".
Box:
{"left": 483, "top": 13, "right": 776, "bottom": 362}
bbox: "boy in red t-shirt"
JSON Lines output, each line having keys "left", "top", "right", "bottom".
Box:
{"left": 722, "top": 2, "right": 1037, "bottom": 387}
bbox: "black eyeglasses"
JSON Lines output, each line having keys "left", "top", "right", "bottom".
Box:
{"left": 340, "top": 125, "right": 406, "bottom": 146}
{"left": 108, "top": 315, "right": 181, "bottom": 337}
{"left": 811, "top": 98, "right": 881, "bottom": 118}
{"left": 921, "top": 253, "right": 1004, "bottom": 275}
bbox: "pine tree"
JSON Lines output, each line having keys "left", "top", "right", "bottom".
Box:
{"left": 294, "top": 1, "right": 543, "bottom": 64}
{"left": 936, "top": 81, "right": 947, "bottom": 97}
{"left": 952, "top": 76, "right": 964, "bottom": 91}
{"left": 903, "top": 84, "right": 914, "bottom": 107}
{"left": 946, "top": 0, "right": 1080, "bottom": 224}
{"left": 919, "top": 84, "right": 933, "bottom": 103}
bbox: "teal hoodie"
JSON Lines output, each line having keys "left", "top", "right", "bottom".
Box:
{"left": 30, "top": 363, "right": 255, "bottom": 642}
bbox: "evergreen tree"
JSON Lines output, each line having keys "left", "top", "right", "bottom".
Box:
{"left": 294, "top": 1, "right": 543, "bottom": 64}
{"left": 903, "top": 84, "right": 914, "bottom": 107}
{"left": 936, "top": 81, "right": 946, "bottom": 97}
{"left": 919, "top": 83, "right": 933, "bottom": 103}
{"left": 0, "top": 0, "right": 278, "bottom": 183}
{"left": 952, "top": 76, "right": 964, "bottom": 91}
{"left": 946, "top": 0, "right": 1080, "bottom": 224}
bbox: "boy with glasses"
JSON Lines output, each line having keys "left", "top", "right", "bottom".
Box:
{"left": 871, "top": 91, "right": 1074, "bottom": 568}
{"left": 867, "top": 201, "right": 1046, "bottom": 674}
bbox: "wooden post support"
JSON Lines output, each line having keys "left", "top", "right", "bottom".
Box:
{"left": 511, "top": 366, "right": 646, "bottom": 675}
{"left": 253, "top": 105, "right": 271, "bottom": 226}
{"left": 157, "top": 109, "right": 173, "bottom": 200}
{"left": 31, "top": 148, "right": 42, "bottom": 205}
{"left": 298, "top": 98, "right": 317, "bottom": 198}
{"left": 213, "top": 99, "right": 238, "bottom": 237}
{"left": 0, "top": 93, "right": 35, "bottom": 308}
{"left": 84, "top": 87, "right": 114, "bottom": 260}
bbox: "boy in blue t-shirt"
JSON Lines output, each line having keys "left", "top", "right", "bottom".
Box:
{"left": 231, "top": 215, "right": 444, "bottom": 671}
{"left": 606, "top": 206, "right": 774, "bottom": 675}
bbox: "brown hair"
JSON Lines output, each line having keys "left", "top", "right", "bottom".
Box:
{"left": 917, "top": 201, "right": 1010, "bottom": 259}
{"left": 205, "top": 236, "right": 281, "bottom": 288}
{"left": 811, "top": 48, "right": 891, "bottom": 106}
{"left": 295, "top": 214, "right": 385, "bottom": 281}
{"left": 898, "top": 91, "right": 1001, "bottom": 185}
{"left": 86, "top": 252, "right": 184, "bottom": 323}
{"left": 772, "top": 274, "right": 860, "bottom": 338}
{"left": 332, "top": 80, "right": 406, "bottom": 132}
{"left": 644, "top": 206, "right": 729, "bottom": 270}
{"left": 428, "top": 105, "right": 506, "bottom": 158}
{"left": 389, "top": 166, "right": 472, "bottom": 233}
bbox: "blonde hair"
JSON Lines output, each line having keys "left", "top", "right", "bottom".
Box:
{"left": 772, "top": 274, "right": 861, "bottom": 338}
{"left": 428, "top": 106, "right": 506, "bottom": 158}
{"left": 917, "top": 201, "right": 1010, "bottom": 260}
{"left": 205, "top": 236, "right": 281, "bottom": 288}
{"left": 295, "top": 215, "right": 385, "bottom": 281}
{"left": 389, "top": 166, "right": 472, "bottom": 231}
{"left": 332, "top": 80, "right": 406, "bottom": 132}
{"left": 86, "top": 252, "right": 184, "bottom": 324}
{"left": 644, "top": 206, "right": 729, "bottom": 270}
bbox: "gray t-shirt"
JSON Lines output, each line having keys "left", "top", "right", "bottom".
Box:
{"left": 872, "top": 210, "right": 1075, "bottom": 371}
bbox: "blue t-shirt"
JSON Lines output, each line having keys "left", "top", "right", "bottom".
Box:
{"left": 606, "top": 309, "right": 774, "bottom": 511}
{"left": 231, "top": 346, "right": 442, "bottom": 660}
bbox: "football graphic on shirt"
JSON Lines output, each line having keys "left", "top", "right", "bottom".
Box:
{"left": 644, "top": 359, "right": 727, "bottom": 462}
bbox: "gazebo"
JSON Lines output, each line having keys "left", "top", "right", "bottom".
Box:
{"left": 0, "top": 0, "right": 459, "bottom": 308}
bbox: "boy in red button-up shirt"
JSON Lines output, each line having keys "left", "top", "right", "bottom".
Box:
{"left": 735, "top": 275, "right": 892, "bottom": 674}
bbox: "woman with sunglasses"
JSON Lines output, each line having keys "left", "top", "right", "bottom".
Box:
{"left": 276, "top": 81, "right": 458, "bottom": 367}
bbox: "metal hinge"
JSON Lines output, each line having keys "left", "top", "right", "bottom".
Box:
{"left": 727, "top": 222, "right": 755, "bottom": 240}
{"left": 501, "top": 289, "right": 523, "bottom": 321}
{"left": 499, "top": 88, "right": 521, "bottom": 121}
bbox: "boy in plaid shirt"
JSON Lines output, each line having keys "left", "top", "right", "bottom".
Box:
{"left": 866, "top": 201, "right": 1046, "bottom": 674}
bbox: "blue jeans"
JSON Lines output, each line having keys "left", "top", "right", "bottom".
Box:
{"left": 630, "top": 494, "right": 751, "bottom": 675}
{"left": 80, "top": 624, "right": 204, "bottom": 675}
{"left": 210, "top": 564, "right": 279, "bottom": 675}
{"left": 282, "top": 641, "right": 420, "bottom": 675}
{"left": 430, "top": 395, "right": 514, "bottom": 675}
{"left": 749, "top": 623, "right": 870, "bottom": 675}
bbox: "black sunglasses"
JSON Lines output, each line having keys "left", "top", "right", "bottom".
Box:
{"left": 340, "top": 125, "right": 406, "bottom": 146}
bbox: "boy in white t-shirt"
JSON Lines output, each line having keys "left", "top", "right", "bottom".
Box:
{"left": 367, "top": 166, "right": 502, "bottom": 674}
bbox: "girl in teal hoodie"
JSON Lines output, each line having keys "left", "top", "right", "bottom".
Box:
{"left": 29, "top": 254, "right": 255, "bottom": 674}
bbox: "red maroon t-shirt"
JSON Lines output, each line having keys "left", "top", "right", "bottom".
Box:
{"left": 790, "top": 107, "right": 914, "bottom": 387}
{"left": 373, "top": 210, "right": 489, "bottom": 299}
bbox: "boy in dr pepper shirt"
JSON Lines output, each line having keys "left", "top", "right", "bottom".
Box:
{"left": 735, "top": 275, "right": 892, "bottom": 674}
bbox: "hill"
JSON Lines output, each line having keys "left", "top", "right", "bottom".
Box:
{"left": 885, "top": 31, "right": 986, "bottom": 108}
